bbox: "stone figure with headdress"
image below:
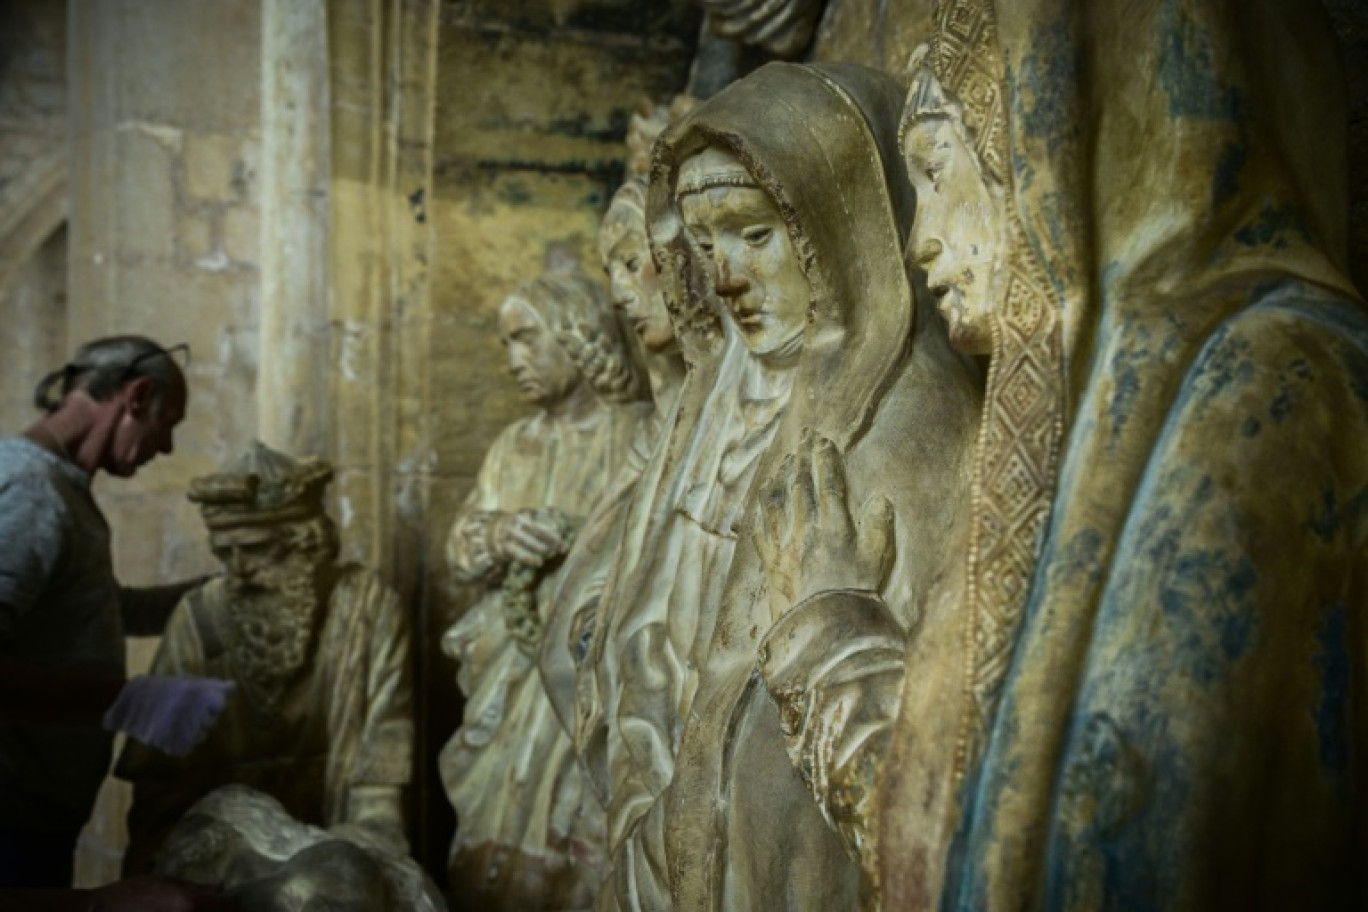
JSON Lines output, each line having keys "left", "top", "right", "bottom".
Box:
{"left": 440, "top": 269, "right": 649, "bottom": 910}
{"left": 116, "top": 442, "right": 415, "bottom": 881}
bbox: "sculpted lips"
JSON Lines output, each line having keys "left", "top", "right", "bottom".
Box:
{"left": 734, "top": 312, "right": 766, "bottom": 332}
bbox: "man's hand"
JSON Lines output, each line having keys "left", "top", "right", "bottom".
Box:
{"left": 102, "top": 675, "right": 235, "bottom": 757}
{"left": 753, "top": 431, "right": 896, "bottom": 623}
{"left": 492, "top": 508, "right": 572, "bottom": 566}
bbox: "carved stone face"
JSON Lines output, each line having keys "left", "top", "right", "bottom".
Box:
{"left": 211, "top": 522, "right": 329, "bottom": 694}
{"left": 498, "top": 296, "right": 583, "bottom": 407}
{"left": 605, "top": 227, "right": 673, "bottom": 354}
{"left": 902, "top": 116, "right": 1006, "bottom": 355}
{"left": 211, "top": 525, "right": 293, "bottom": 595}
{"left": 677, "top": 147, "right": 810, "bottom": 359}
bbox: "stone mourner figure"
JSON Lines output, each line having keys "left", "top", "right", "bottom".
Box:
{"left": 538, "top": 140, "right": 692, "bottom": 808}
{"left": 590, "top": 61, "right": 982, "bottom": 911}
{"left": 758, "top": 1, "right": 1368, "bottom": 910}
{"left": 441, "top": 269, "right": 647, "bottom": 910}
{"left": 117, "top": 442, "right": 414, "bottom": 878}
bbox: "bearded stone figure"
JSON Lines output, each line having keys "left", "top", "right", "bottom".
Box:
{"left": 587, "top": 62, "right": 982, "bottom": 911}
{"left": 441, "top": 269, "right": 648, "bottom": 910}
{"left": 116, "top": 442, "right": 414, "bottom": 878}
{"left": 753, "top": 1, "right": 1368, "bottom": 910}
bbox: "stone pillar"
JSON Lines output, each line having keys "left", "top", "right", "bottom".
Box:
{"left": 324, "top": 0, "right": 442, "bottom": 862}
{"left": 259, "top": 0, "right": 332, "bottom": 456}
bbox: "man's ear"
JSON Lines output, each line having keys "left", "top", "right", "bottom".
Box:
{"left": 123, "top": 376, "right": 157, "bottom": 415}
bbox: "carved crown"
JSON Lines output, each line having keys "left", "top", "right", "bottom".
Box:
{"left": 188, "top": 441, "right": 334, "bottom": 531}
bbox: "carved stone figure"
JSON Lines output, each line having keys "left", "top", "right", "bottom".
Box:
{"left": 588, "top": 62, "right": 982, "bottom": 911}
{"left": 155, "top": 786, "right": 444, "bottom": 912}
{"left": 116, "top": 442, "right": 414, "bottom": 877}
{"left": 753, "top": 1, "right": 1368, "bottom": 910}
{"left": 701, "top": 0, "right": 827, "bottom": 58}
{"left": 538, "top": 172, "right": 689, "bottom": 742}
{"left": 441, "top": 270, "right": 648, "bottom": 910}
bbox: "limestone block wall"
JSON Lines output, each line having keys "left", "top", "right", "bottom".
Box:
{"left": 0, "top": 227, "right": 68, "bottom": 430}
{"left": 0, "top": 0, "right": 68, "bottom": 431}
{"left": 66, "top": 0, "right": 264, "bottom": 884}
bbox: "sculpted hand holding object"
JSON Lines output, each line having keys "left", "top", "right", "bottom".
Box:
{"left": 441, "top": 270, "right": 646, "bottom": 911}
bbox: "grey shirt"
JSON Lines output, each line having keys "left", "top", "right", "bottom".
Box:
{"left": 0, "top": 436, "right": 124, "bottom": 833}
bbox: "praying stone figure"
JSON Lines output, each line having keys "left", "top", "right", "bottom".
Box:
{"left": 441, "top": 270, "right": 647, "bottom": 910}
{"left": 590, "top": 61, "right": 981, "bottom": 911}
{"left": 755, "top": 1, "right": 1368, "bottom": 910}
{"left": 116, "top": 443, "right": 414, "bottom": 877}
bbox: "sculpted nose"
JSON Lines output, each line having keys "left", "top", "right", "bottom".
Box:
{"left": 909, "top": 237, "right": 945, "bottom": 270}
{"left": 712, "top": 250, "right": 748, "bottom": 298}
{"left": 608, "top": 266, "right": 629, "bottom": 309}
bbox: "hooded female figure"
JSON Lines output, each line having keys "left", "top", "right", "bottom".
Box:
{"left": 591, "top": 61, "right": 983, "bottom": 910}
{"left": 778, "top": 1, "right": 1368, "bottom": 909}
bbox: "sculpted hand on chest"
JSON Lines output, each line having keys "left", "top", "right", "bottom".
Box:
{"left": 677, "top": 147, "right": 811, "bottom": 359}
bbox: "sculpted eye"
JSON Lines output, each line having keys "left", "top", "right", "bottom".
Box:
{"left": 625, "top": 255, "right": 643, "bottom": 273}
{"left": 742, "top": 226, "right": 773, "bottom": 246}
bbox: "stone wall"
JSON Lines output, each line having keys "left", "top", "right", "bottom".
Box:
{"left": 0, "top": 0, "right": 67, "bottom": 432}
{"left": 66, "top": 0, "right": 265, "bottom": 884}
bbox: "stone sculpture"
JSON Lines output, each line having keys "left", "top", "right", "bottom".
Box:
{"left": 588, "top": 61, "right": 982, "bottom": 911}
{"left": 116, "top": 442, "right": 414, "bottom": 878}
{"left": 539, "top": 168, "right": 690, "bottom": 749}
{"left": 701, "top": 0, "right": 827, "bottom": 58}
{"left": 754, "top": 1, "right": 1368, "bottom": 909}
{"left": 155, "top": 785, "right": 444, "bottom": 912}
{"left": 441, "top": 269, "right": 647, "bottom": 910}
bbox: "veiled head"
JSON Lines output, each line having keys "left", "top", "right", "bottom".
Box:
{"left": 675, "top": 146, "right": 810, "bottom": 360}
{"left": 901, "top": 61, "right": 1007, "bottom": 356}
{"left": 649, "top": 63, "right": 920, "bottom": 448}
{"left": 599, "top": 180, "right": 675, "bottom": 355}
